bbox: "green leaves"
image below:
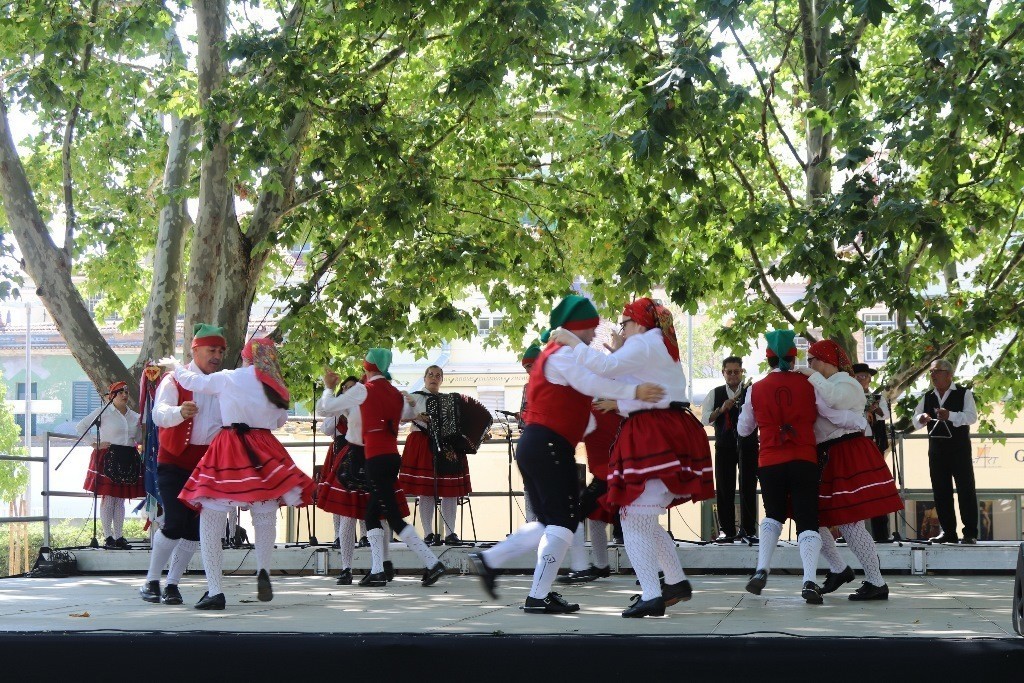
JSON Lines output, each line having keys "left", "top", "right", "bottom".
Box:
{"left": 852, "top": 0, "right": 896, "bottom": 26}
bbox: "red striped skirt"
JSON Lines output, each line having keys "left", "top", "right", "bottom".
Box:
{"left": 178, "top": 428, "right": 315, "bottom": 511}
{"left": 83, "top": 447, "right": 145, "bottom": 499}
{"left": 398, "top": 430, "right": 472, "bottom": 497}
{"left": 818, "top": 435, "right": 903, "bottom": 527}
{"left": 316, "top": 442, "right": 409, "bottom": 519}
{"left": 607, "top": 409, "right": 714, "bottom": 509}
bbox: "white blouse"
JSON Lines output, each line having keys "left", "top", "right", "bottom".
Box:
{"left": 401, "top": 391, "right": 436, "bottom": 433}
{"left": 76, "top": 404, "right": 140, "bottom": 447}
{"left": 173, "top": 364, "right": 289, "bottom": 431}
{"left": 807, "top": 371, "right": 869, "bottom": 443}
{"left": 152, "top": 361, "right": 222, "bottom": 445}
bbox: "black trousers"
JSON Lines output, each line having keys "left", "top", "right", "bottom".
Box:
{"left": 757, "top": 460, "right": 820, "bottom": 535}
{"left": 364, "top": 453, "right": 409, "bottom": 534}
{"left": 516, "top": 424, "right": 580, "bottom": 530}
{"left": 928, "top": 448, "right": 978, "bottom": 538}
{"left": 156, "top": 464, "right": 200, "bottom": 542}
{"left": 714, "top": 438, "right": 759, "bottom": 535}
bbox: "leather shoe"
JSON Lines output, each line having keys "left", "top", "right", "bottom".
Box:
{"left": 383, "top": 560, "right": 395, "bottom": 582}
{"left": 332, "top": 538, "right": 341, "bottom": 550}
{"left": 356, "top": 536, "right": 370, "bottom": 548}
{"left": 104, "top": 536, "right": 117, "bottom": 549}
{"left": 468, "top": 552, "right": 498, "bottom": 599}
{"left": 714, "top": 532, "right": 735, "bottom": 544}
{"left": 336, "top": 568, "right": 353, "bottom": 585}
{"left": 161, "top": 584, "right": 183, "bottom": 605}
{"left": 195, "top": 591, "right": 226, "bottom": 610}
{"left": 358, "top": 571, "right": 387, "bottom": 587}
{"left": 557, "top": 564, "right": 611, "bottom": 584}
{"left": 740, "top": 534, "right": 759, "bottom": 545}
{"left": 746, "top": 569, "right": 768, "bottom": 595}
{"left": 821, "top": 565, "right": 856, "bottom": 594}
{"left": 622, "top": 594, "right": 666, "bottom": 618}
{"left": 139, "top": 580, "right": 161, "bottom": 603}
{"left": 115, "top": 537, "right": 131, "bottom": 549}
{"left": 257, "top": 569, "right": 273, "bottom": 602}
{"left": 443, "top": 533, "right": 462, "bottom": 546}
{"left": 523, "top": 592, "right": 580, "bottom": 614}
{"left": 929, "top": 532, "right": 959, "bottom": 544}
{"left": 960, "top": 537, "right": 978, "bottom": 545}
{"left": 421, "top": 561, "right": 446, "bottom": 587}
{"left": 801, "top": 581, "right": 824, "bottom": 605}
{"left": 662, "top": 579, "right": 692, "bottom": 606}
{"left": 848, "top": 581, "right": 889, "bottom": 601}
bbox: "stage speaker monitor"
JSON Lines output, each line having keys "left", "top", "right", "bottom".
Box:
{"left": 1012, "top": 542, "right": 1023, "bottom": 637}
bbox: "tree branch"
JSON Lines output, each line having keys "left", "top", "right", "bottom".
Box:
{"left": 744, "top": 239, "right": 811, "bottom": 337}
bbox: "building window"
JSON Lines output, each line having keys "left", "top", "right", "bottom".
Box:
{"left": 72, "top": 381, "right": 104, "bottom": 421}
{"left": 863, "top": 313, "right": 894, "bottom": 362}
{"left": 476, "top": 314, "right": 504, "bottom": 338}
{"left": 476, "top": 387, "right": 506, "bottom": 416}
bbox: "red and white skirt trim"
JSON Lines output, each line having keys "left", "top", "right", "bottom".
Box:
{"left": 315, "top": 442, "right": 410, "bottom": 519}
{"left": 818, "top": 435, "right": 903, "bottom": 527}
{"left": 178, "top": 428, "right": 315, "bottom": 512}
{"left": 83, "top": 447, "right": 145, "bottom": 499}
{"left": 398, "top": 430, "right": 472, "bottom": 497}
{"left": 606, "top": 409, "right": 714, "bottom": 509}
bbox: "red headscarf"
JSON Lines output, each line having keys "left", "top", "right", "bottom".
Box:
{"left": 621, "top": 297, "right": 680, "bottom": 362}
{"left": 107, "top": 381, "right": 127, "bottom": 396}
{"left": 243, "top": 337, "right": 290, "bottom": 403}
{"left": 807, "top": 339, "right": 852, "bottom": 373}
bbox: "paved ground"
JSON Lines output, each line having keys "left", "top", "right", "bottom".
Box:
{"left": 0, "top": 572, "right": 1017, "bottom": 638}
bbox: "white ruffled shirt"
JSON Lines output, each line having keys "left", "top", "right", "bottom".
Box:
{"left": 76, "top": 404, "right": 140, "bottom": 447}
{"left": 173, "top": 364, "right": 288, "bottom": 431}
{"left": 807, "top": 371, "right": 869, "bottom": 443}
{"left": 152, "top": 361, "right": 222, "bottom": 445}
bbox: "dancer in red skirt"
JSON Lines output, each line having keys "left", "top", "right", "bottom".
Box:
{"left": 398, "top": 365, "right": 470, "bottom": 545}
{"left": 317, "top": 375, "right": 358, "bottom": 550}
{"left": 76, "top": 381, "right": 143, "bottom": 549}
{"left": 799, "top": 340, "right": 903, "bottom": 601}
{"left": 161, "top": 337, "right": 314, "bottom": 610}
{"left": 551, "top": 297, "right": 712, "bottom": 617}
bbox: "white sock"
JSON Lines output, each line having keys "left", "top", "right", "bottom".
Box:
{"left": 818, "top": 527, "right": 847, "bottom": 573}
{"left": 419, "top": 496, "right": 436, "bottom": 536}
{"left": 358, "top": 519, "right": 367, "bottom": 539}
{"left": 622, "top": 512, "right": 663, "bottom": 600}
{"left": 569, "top": 523, "right": 588, "bottom": 571}
{"left": 483, "top": 521, "right": 545, "bottom": 568}
{"left": 167, "top": 539, "right": 198, "bottom": 585}
{"left": 100, "top": 496, "right": 115, "bottom": 538}
{"left": 145, "top": 530, "right": 179, "bottom": 582}
{"left": 367, "top": 528, "right": 385, "bottom": 573}
{"left": 756, "top": 518, "right": 783, "bottom": 572}
{"left": 333, "top": 514, "right": 342, "bottom": 542}
{"left": 529, "top": 525, "right": 574, "bottom": 599}
{"left": 798, "top": 530, "right": 823, "bottom": 583}
{"left": 199, "top": 509, "right": 226, "bottom": 596}
{"left": 440, "top": 497, "right": 458, "bottom": 536}
{"left": 252, "top": 510, "right": 277, "bottom": 575}
{"left": 841, "top": 521, "right": 884, "bottom": 586}
{"left": 338, "top": 517, "right": 356, "bottom": 569}
{"left": 589, "top": 520, "right": 610, "bottom": 568}
{"left": 656, "top": 526, "right": 686, "bottom": 584}
{"left": 381, "top": 522, "right": 391, "bottom": 561}
{"left": 112, "top": 498, "right": 125, "bottom": 538}
{"left": 398, "top": 524, "right": 439, "bottom": 568}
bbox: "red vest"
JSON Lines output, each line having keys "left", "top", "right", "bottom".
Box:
{"left": 360, "top": 378, "right": 404, "bottom": 458}
{"left": 749, "top": 372, "right": 818, "bottom": 467}
{"left": 522, "top": 343, "right": 593, "bottom": 445}
{"left": 157, "top": 376, "right": 195, "bottom": 460}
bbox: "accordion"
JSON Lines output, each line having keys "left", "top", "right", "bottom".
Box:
{"left": 421, "top": 392, "right": 493, "bottom": 467}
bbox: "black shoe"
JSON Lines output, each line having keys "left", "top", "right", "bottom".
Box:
{"left": 195, "top": 591, "right": 226, "bottom": 610}
{"left": 336, "top": 568, "right": 353, "bottom": 585}
{"left": 663, "top": 579, "right": 693, "bottom": 606}
{"left": 161, "top": 584, "right": 183, "bottom": 605}
{"left": 821, "top": 565, "right": 856, "bottom": 594}
{"left": 422, "top": 561, "right": 446, "bottom": 587}
{"left": 739, "top": 533, "right": 759, "bottom": 545}
{"left": 960, "top": 537, "right": 978, "bottom": 545}
{"left": 746, "top": 570, "right": 768, "bottom": 595}
{"left": 383, "top": 560, "right": 395, "bottom": 582}
{"left": 104, "top": 536, "right": 117, "bottom": 549}
{"left": 621, "top": 594, "right": 666, "bottom": 618}
{"left": 422, "top": 533, "right": 438, "bottom": 546}
{"left": 557, "top": 564, "right": 611, "bottom": 584}
{"left": 231, "top": 527, "right": 249, "bottom": 549}
{"left": 139, "top": 580, "right": 161, "bottom": 603}
{"left": 332, "top": 538, "right": 341, "bottom": 550}
{"left": 443, "top": 533, "right": 462, "bottom": 546}
{"left": 801, "top": 581, "right": 824, "bottom": 604}
{"left": 714, "top": 531, "right": 735, "bottom": 544}
{"left": 356, "top": 536, "right": 370, "bottom": 548}
{"left": 358, "top": 571, "right": 387, "bottom": 587}
{"left": 929, "top": 532, "right": 959, "bottom": 544}
{"left": 848, "top": 581, "right": 889, "bottom": 601}
{"left": 468, "top": 552, "right": 498, "bottom": 599}
{"left": 115, "top": 537, "right": 131, "bottom": 549}
{"left": 256, "top": 569, "right": 273, "bottom": 602}
{"left": 523, "top": 592, "right": 580, "bottom": 614}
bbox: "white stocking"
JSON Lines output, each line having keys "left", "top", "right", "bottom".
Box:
{"left": 367, "top": 528, "right": 385, "bottom": 574}
{"left": 622, "top": 511, "right": 663, "bottom": 601}
{"left": 111, "top": 497, "right": 125, "bottom": 538}
{"left": 333, "top": 514, "right": 342, "bottom": 543}
{"left": 482, "top": 521, "right": 545, "bottom": 568}
{"left": 798, "top": 529, "right": 823, "bottom": 583}
{"left": 338, "top": 516, "right": 356, "bottom": 569}
{"left": 381, "top": 522, "right": 391, "bottom": 561}
{"left": 398, "top": 524, "right": 439, "bottom": 569}
{"left": 569, "top": 523, "right": 588, "bottom": 571}
{"left": 440, "top": 497, "right": 457, "bottom": 536}
{"left": 419, "top": 496, "right": 436, "bottom": 536}
{"left": 167, "top": 539, "right": 198, "bottom": 585}
{"left": 227, "top": 507, "right": 238, "bottom": 538}
{"left": 655, "top": 526, "right": 686, "bottom": 584}
{"left": 840, "top": 521, "right": 884, "bottom": 586}
{"left": 100, "top": 496, "right": 115, "bottom": 539}
{"left": 756, "top": 518, "right": 783, "bottom": 573}
{"left": 589, "top": 519, "right": 610, "bottom": 569}
{"left": 818, "top": 527, "right": 847, "bottom": 573}
{"left": 199, "top": 508, "right": 226, "bottom": 596}
{"left": 529, "top": 525, "right": 574, "bottom": 599}
{"left": 146, "top": 530, "right": 179, "bottom": 582}
{"left": 251, "top": 509, "right": 277, "bottom": 575}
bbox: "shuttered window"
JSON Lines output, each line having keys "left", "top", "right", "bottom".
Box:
{"left": 72, "top": 381, "right": 103, "bottom": 421}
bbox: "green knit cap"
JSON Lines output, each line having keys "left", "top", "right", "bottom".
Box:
{"left": 365, "top": 348, "right": 393, "bottom": 380}
{"left": 521, "top": 343, "right": 541, "bottom": 367}
{"left": 191, "top": 323, "right": 226, "bottom": 349}
{"left": 541, "top": 295, "right": 599, "bottom": 342}
{"left": 765, "top": 329, "right": 797, "bottom": 371}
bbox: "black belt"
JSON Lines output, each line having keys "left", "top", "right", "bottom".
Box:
{"left": 817, "top": 430, "right": 863, "bottom": 457}
{"left": 627, "top": 401, "right": 692, "bottom": 419}
{"left": 224, "top": 423, "right": 265, "bottom": 470}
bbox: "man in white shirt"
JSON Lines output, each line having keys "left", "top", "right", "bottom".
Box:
{"left": 852, "top": 363, "right": 894, "bottom": 542}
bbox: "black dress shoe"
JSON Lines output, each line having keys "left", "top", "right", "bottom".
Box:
{"left": 801, "top": 581, "right": 824, "bottom": 604}
{"left": 423, "top": 533, "right": 439, "bottom": 546}
{"left": 468, "top": 552, "right": 498, "bottom": 599}
{"left": 257, "top": 569, "right": 273, "bottom": 602}
{"left": 421, "top": 561, "right": 446, "bottom": 587}
{"left": 663, "top": 579, "right": 693, "bottom": 606}
{"left": 557, "top": 564, "right": 611, "bottom": 584}
{"left": 960, "top": 537, "right": 978, "bottom": 545}
{"left": 383, "top": 560, "right": 395, "bottom": 582}
{"left": 714, "top": 532, "right": 735, "bottom": 544}
{"left": 161, "top": 584, "right": 183, "bottom": 605}
{"left": 740, "top": 534, "right": 759, "bottom": 545}
{"left": 929, "top": 532, "right": 959, "bottom": 544}
{"left": 622, "top": 594, "right": 666, "bottom": 618}
{"left": 104, "top": 536, "right": 117, "bottom": 549}
{"left": 115, "top": 537, "right": 131, "bottom": 549}
{"left": 848, "top": 581, "right": 889, "bottom": 601}
{"left": 821, "top": 565, "right": 856, "bottom": 594}
{"left": 336, "top": 568, "right": 353, "bottom": 585}
{"left": 358, "top": 571, "right": 387, "bottom": 587}
{"left": 523, "top": 592, "right": 580, "bottom": 614}
{"left": 443, "top": 533, "right": 462, "bottom": 546}
{"left": 746, "top": 570, "right": 768, "bottom": 595}
{"left": 332, "top": 538, "right": 341, "bottom": 550}
{"left": 356, "top": 536, "right": 370, "bottom": 548}
{"left": 195, "top": 592, "right": 226, "bottom": 610}
{"left": 139, "top": 580, "right": 161, "bottom": 603}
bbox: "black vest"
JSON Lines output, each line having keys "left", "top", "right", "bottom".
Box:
{"left": 923, "top": 385, "right": 971, "bottom": 455}
{"left": 712, "top": 384, "right": 758, "bottom": 448}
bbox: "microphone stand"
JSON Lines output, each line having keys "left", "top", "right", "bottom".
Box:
{"left": 56, "top": 394, "right": 116, "bottom": 549}
{"left": 308, "top": 380, "right": 319, "bottom": 546}
{"left": 496, "top": 412, "right": 517, "bottom": 537}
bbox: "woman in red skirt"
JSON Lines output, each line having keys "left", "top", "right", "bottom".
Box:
{"left": 316, "top": 375, "right": 358, "bottom": 549}
{"left": 76, "top": 381, "right": 144, "bottom": 549}
{"left": 551, "top": 297, "right": 714, "bottom": 617}
{"left": 161, "top": 337, "right": 314, "bottom": 610}
{"left": 799, "top": 340, "right": 904, "bottom": 601}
